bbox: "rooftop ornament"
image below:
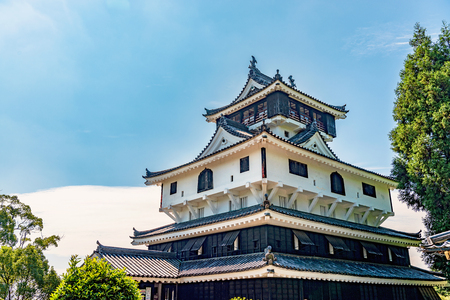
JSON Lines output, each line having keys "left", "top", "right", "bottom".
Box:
{"left": 288, "top": 75, "right": 297, "bottom": 88}
{"left": 263, "top": 246, "right": 276, "bottom": 265}
{"left": 274, "top": 69, "right": 283, "bottom": 81}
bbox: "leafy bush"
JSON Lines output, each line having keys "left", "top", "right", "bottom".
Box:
{"left": 50, "top": 255, "right": 141, "bottom": 300}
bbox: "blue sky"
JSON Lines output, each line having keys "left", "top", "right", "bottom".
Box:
{"left": 1, "top": 0, "right": 449, "bottom": 194}
{"left": 1, "top": 0, "right": 448, "bottom": 272}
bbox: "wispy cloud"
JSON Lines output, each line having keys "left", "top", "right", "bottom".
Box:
{"left": 344, "top": 23, "right": 412, "bottom": 56}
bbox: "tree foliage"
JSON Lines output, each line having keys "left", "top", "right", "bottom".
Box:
{"left": 0, "top": 195, "right": 61, "bottom": 300}
{"left": 390, "top": 22, "right": 450, "bottom": 278}
{"left": 50, "top": 256, "right": 141, "bottom": 300}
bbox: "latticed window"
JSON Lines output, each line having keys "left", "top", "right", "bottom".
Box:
{"left": 197, "top": 169, "right": 213, "bottom": 193}
{"left": 170, "top": 182, "right": 177, "bottom": 195}
{"left": 240, "top": 156, "right": 249, "bottom": 173}
{"left": 289, "top": 159, "right": 308, "bottom": 178}
{"left": 330, "top": 172, "right": 345, "bottom": 195}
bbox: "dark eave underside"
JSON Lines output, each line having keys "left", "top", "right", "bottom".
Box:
{"left": 132, "top": 204, "right": 419, "bottom": 241}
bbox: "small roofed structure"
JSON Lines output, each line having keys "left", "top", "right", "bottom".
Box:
{"left": 422, "top": 230, "right": 450, "bottom": 260}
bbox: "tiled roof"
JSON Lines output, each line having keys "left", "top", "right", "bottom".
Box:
{"left": 271, "top": 206, "right": 420, "bottom": 240}
{"left": 133, "top": 205, "right": 264, "bottom": 238}
{"left": 195, "top": 116, "right": 254, "bottom": 160}
{"left": 132, "top": 204, "right": 419, "bottom": 241}
{"left": 203, "top": 67, "right": 348, "bottom": 117}
{"left": 94, "top": 243, "right": 180, "bottom": 278}
{"left": 274, "top": 253, "right": 441, "bottom": 281}
{"left": 94, "top": 244, "right": 441, "bottom": 282}
{"left": 144, "top": 129, "right": 395, "bottom": 182}
{"left": 179, "top": 253, "right": 265, "bottom": 276}
{"left": 289, "top": 120, "right": 321, "bottom": 144}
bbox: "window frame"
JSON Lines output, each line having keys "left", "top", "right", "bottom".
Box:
{"left": 170, "top": 182, "right": 177, "bottom": 195}
{"left": 330, "top": 172, "right": 345, "bottom": 196}
{"left": 288, "top": 159, "right": 308, "bottom": 178}
{"left": 362, "top": 182, "right": 377, "bottom": 198}
{"left": 240, "top": 156, "right": 250, "bottom": 173}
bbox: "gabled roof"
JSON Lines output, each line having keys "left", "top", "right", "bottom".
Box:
{"left": 196, "top": 116, "right": 254, "bottom": 159}
{"left": 132, "top": 204, "right": 419, "bottom": 241}
{"left": 94, "top": 244, "right": 442, "bottom": 282}
{"left": 289, "top": 120, "right": 338, "bottom": 159}
{"left": 204, "top": 58, "right": 348, "bottom": 118}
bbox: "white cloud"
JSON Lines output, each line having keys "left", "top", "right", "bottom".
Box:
{"left": 17, "top": 185, "right": 171, "bottom": 274}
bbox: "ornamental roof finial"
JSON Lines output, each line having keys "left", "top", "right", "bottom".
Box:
{"left": 288, "top": 75, "right": 296, "bottom": 88}
{"left": 274, "top": 69, "right": 282, "bottom": 81}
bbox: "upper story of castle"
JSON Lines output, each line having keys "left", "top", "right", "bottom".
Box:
{"left": 203, "top": 56, "right": 348, "bottom": 142}
{"left": 142, "top": 57, "right": 396, "bottom": 230}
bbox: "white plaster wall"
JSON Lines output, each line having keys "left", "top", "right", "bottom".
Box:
{"left": 161, "top": 147, "right": 262, "bottom": 213}
{"left": 265, "top": 144, "right": 393, "bottom": 216}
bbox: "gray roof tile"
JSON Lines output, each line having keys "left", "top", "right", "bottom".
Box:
{"left": 132, "top": 204, "right": 419, "bottom": 241}
{"left": 95, "top": 244, "right": 442, "bottom": 281}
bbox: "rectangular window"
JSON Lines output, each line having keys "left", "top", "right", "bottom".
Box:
{"left": 240, "top": 196, "right": 247, "bottom": 208}
{"left": 289, "top": 159, "right": 308, "bottom": 177}
{"left": 198, "top": 207, "right": 204, "bottom": 218}
{"left": 362, "top": 182, "right": 377, "bottom": 198}
{"left": 279, "top": 196, "right": 287, "bottom": 208}
{"left": 284, "top": 130, "right": 289, "bottom": 138}
{"left": 253, "top": 240, "right": 259, "bottom": 249}
{"left": 170, "top": 182, "right": 177, "bottom": 195}
{"left": 240, "top": 156, "right": 250, "bottom": 173}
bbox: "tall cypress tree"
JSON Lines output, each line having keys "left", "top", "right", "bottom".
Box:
{"left": 390, "top": 22, "right": 450, "bottom": 277}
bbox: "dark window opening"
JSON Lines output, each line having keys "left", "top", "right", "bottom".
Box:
{"left": 325, "top": 235, "right": 351, "bottom": 253}
{"left": 289, "top": 159, "right": 308, "bottom": 177}
{"left": 362, "top": 182, "right": 376, "bottom": 198}
{"left": 284, "top": 131, "right": 289, "bottom": 138}
{"left": 240, "top": 156, "right": 250, "bottom": 173}
{"left": 253, "top": 240, "right": 259, "bottom": 249}
{"left": 197, "top": 169, "right": 213, "bottom": 193}
{"left": 276, "top": 240, "right": 281, "bottom": 248}
{"left": 289, "top": 100, "right": 300, "bottom": 121}
{"left": 330, "top": 172, "right": 345, "bottom": 195}
{"left": 231, "top": 175, "right": 233, "bottom": 182}
{"left": 170, "top": 182, "right": 177, "bottom": 195}
{"left": 242, "top": 107, "right": 255, "bottom": 126}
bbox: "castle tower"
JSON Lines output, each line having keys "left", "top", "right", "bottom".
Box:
{"left": 93, "top": 57, "right": 445, "bottom": 300}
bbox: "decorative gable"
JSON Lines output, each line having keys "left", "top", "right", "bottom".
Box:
{"left": 197, "top": 127, "right": 248, "bottom": 159}
{"left": 300, "top": 132, "right": 337, "bottom": 159}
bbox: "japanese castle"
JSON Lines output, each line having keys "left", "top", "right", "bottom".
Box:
{"left": 93, "top": 57, "right": 445, "bottom": 300}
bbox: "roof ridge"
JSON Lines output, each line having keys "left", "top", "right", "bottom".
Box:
{"left": 96, "top": 241, "right": 177, "bottom": 259}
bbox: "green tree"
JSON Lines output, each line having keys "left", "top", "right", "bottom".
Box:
{"left": 0, "top": 194, "right": 61, "bottom": 300}
{"left": 390, "top": 22, "right": 450, "bottom": 278}
{"left": 50, "top": 256, "right": 141, "bottom": 300}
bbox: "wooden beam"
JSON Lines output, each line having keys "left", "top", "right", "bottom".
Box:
{"left": 247, "top": 182, "right": 263, "bottom": 204}
{"left": 160, "top": 208, "right": 177, "bottom": 222}
{"left": 307, "top": 193, "right": 323, "bottom": 213}
{"left": 287, "top": 187, "right": 303, "bottom": 208}
{"left": 224, "top": 189, "right": 240, "bottom": 209}
{"left": 376, "top": 213, "right": 393, "bottom": 227}
{"left": 374, "top": 210, "right": 386, "bottom": 227}
{"left": 203, "top": 195, "right": 218, "bottom": 215}
{"left": 261, "top": 179, "right": 268, "bottom": 197}
{"left": 344, "top": 203, "right": 358, "bottom": 220}
{"left": 184, "top": 200, "right": 198, "bottom": 219}
{"left": 168, "top": 205, "right": 181, "bottom": 223}
{"left": 361, "top": 207, "right": 374, "bottom": 224}
{"left": 326, "top": 198, "right": 342, "bottom": 217}
{"left": 268, "top": 182, "right": 283, "bottom": 201}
